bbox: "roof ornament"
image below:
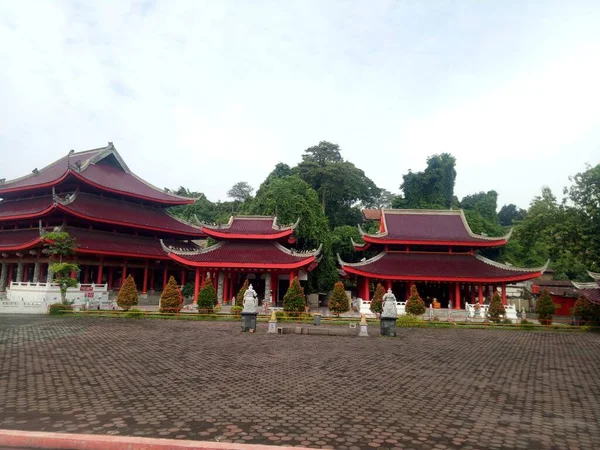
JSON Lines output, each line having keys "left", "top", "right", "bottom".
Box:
{"left": 69, "top": 149, "right": 75, "bottom": 155}
{"left": 74, "top": 160, "right": 82, "bottom": 171}
{"left": 0, "top": 179, "right": 5, "bottom": 184}
{"left": 32, "top": 168, "right": 39, "bottom": 176}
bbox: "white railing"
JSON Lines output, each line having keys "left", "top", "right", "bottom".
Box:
{"left": 358, "top": 299, "right": 407, "bottom": 317}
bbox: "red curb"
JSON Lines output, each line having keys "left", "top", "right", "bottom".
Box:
{"left": 0, "top": 429, "right": 311, "bottom": 450}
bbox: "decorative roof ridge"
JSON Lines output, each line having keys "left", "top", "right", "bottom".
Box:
{"left": 273, "top": 216, "right": 300, "bottom": 231}
{"left": 78, "top": 143, "right": 130, "bottom": 173}
{"left": 572, "top": 280, "right": 600, "bottom": 290}
{"left": 357, "top": 223, "right": 387, "bottom": 238}
{"left": 350, "top": 237, "right": 368, "bottom": 248}
{"left": 274, "top": 242, "right": 322, "bottom": 257}
{"left": 588, "top": 271, "right": 600, "bottom": 281}
{"left": 163, "top": 210, "right": 205, "bottom": 231}
{"left": 381, "top": 208, "right": 462, "bottom": 215}
{"left": 160, "top": 239, "right": 223, "bottom": 255}
{"left": 201, "top": 215, "right": 235, "bottom": 230}
{"left": 475, "top": 254, "right": 549, "bottom": 273}
{"left": 337, "top": 251, "right": 387, "bottom": 268}
{"left": 52, "top": 186, "right": 78, "bottom": 206}
{"left": 458, "top": 209, "right": 513, "bottom": 241}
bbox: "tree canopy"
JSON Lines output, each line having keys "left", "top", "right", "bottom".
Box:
{"left": 401, "top": 153, "right": 456, "bottom": 209}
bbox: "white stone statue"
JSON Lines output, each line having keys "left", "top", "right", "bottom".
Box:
{"left": 242, "top": 283, "right": 258, "bottom": 313}
{"left": 381, "top": 289, "right": 398, "bottom": 318}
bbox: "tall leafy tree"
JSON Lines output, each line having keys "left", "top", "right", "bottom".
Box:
{"left": 498, "top": 204, "right": 527, "bottom": 226}
{"left": 227, "top": 181, "right": 254, "bottom": 202}
{"left": 44, "top": 231, "right": 79, "bottom": 305}
{"left": 401, "top": 153, "right": 456, "bottom": 209}
{"left": 294, "top": 141, "right": 381, "bottom": 228}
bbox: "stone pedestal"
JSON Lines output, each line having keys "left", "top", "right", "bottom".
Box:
{"left": 380, "top": 317, "right": 397, "bottom": 337}
{"left": 268, "top": 320, "right": 277, "bottom": 333}
{"left": 241, "top": 312, "right": 258, "bottom": 332}
{"left": 358, "top": 323, "right": 369, "bottom": 337}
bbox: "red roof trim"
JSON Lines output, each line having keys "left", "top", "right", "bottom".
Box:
{"left": 0, "top": 203, "right": 56, "bottom": 221}
{"left": 201, "top": 228, "right": 294, "bottom": 240}
{"left": 55, "top": 203, "right": 204, "bottom": 237}
{"left": 76, "top": 248, "right": 170, "bottom": 259}
{"left": 361, "top": 235, "right": 506, "bottom": 247}
{"left": 0, "top": 237, "right": 42, "bottom": 251}
{"left": 341, "top": 265, "right": 543, "bottom": 283}
{"left": 69, "top": 171, "right": 193, "bottom": 205}
{"left": 0, "top": 171, "right": 71, "bottom": 196}
{"left": 168, "top": 252, "right": 315, "bottom": 269}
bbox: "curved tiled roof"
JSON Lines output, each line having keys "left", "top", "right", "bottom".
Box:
{"left": 0, "top": 193, "right": 204, "bottom": 237}
{"left": 0, "top": 144, "right": 193, "bottom": 205}
{"left": 359, "top": 209, "right": 512, "bottom": 247}
{"left": 0, "top": 229, "right": 43, "bottom": 251}
{"left": 338, "top": 251, "right": 546, "bottom": 282}
{"left": 165, "top": 240, "right": 319, "bottom": 269}
{"left": 201, "top": 216, "right": 298, "bottom": 240}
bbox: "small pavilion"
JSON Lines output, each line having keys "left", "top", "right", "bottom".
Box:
{"left": 338, "top": 209, "right": 548, "bottom": 308}
{"left": 162, "top": 216, "right": 322, "bottom": 305}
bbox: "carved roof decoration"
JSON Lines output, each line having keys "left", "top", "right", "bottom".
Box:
{"left": 0, "top": 143, "right": 194, "bottom": 205}
{"left": 357, "top": 209, "right": 513, "bottom": 247}
{"left": 199, "top": 216, "right": 300, "bottom": 240}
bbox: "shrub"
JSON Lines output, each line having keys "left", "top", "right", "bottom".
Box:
{"left": 125, "top": 308, "right": 145, "bottom": 318}
{"left": 117, "top": 274, "right": 138, "bottom": 311}
{"left": 230, "top": 305, "right": 243, "bottom": 315}
{"left": 573, "top": 295, "right": 595, "bottom": 323}
{"left": 535, "top": 290, "right": 555, "bottom": 325}
{"left": 328, "top": 281, "right": 349, "bottom": 316}
{"left": 370, "top": 283, "right": 385, "bottom": 314}
{"left": 160, "top": 276, "right": 183, "bottom": 314}
{"left": 396, "top": 315, "right": 424, "bottom": 328}
{"left": 181, "top": 282, "right": 195, "bottom": 299}
{"left": 49, "top": 303, "right": 72, "bottom": 315}
{"left": 405, "top": 285, "right": 425, "bottom": 316}
{"left": 236, "top": 279, "right": 249, "bottom": 307}
{"left": 283, "top": 278, "right": 305, "bottom": 312}
{"left": 197, "top": 277, "right": 217, "bottom": 313}
{"left": 487, "top": 292, "right": 506, "bottom": 323}
{"left": 502, "top": 318, "right": 513, "bottom": 325}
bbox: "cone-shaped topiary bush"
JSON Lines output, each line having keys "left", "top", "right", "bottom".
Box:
{"left": 572, "top": 295, "right": 600, "bottom": 323}
{"left": 329, "top": 281, "right": 349, "bottom": 316}
{"left": 197, "top": 277, "right": 217, "bottom": 313}
{"left": 236, "top": 279, "right": 249, "bottom": 307}
{"left": 117, "top": 274, "right": 138, "bottom": 311}
{"left": 535, "top": 290, "right": 555, "bottom": 325}
{"left": 160, "top": 275, "right": 182, "bottom": 314}
{"left": 487, "top": 292, "right": 506, "bottom": 323}
{"left": 283, "top": 278, "right": 305, "bottom": 312}
{"left": 405, "top": 285, "right": 425, "bottom": 316}
{"left": 370, "top": 283, "right": 385, "bottom": 314}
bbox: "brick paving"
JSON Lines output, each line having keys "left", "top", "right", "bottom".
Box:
{"left": 0, "top": 315, "right": 599, "bottom": 449}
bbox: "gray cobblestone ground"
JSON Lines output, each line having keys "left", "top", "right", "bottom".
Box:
{"left": 0, "top": 315, "right": 599, "bottom": 449}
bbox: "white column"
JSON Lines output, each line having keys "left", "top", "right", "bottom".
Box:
{"left": 33, "top": 261, "right": 41, "bottom": 283}
{"left": 16, "top": 262, "right": 24, "bottom": 283}
{"left": 47, "top": 264, "right": 55, "bottom": 283}
{"left": 217, "top": 271, "right": 225, "bottom": 303}
{"left": 264, "top": 273, "right": 271, "bottom": 303}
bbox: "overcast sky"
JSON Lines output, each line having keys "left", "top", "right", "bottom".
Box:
{"left": 1, "top": 1, "right": 599, "bottom": 209}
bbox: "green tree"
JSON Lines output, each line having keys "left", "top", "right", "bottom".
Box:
{"left": 460, "top": 191, "right": 499, "bottom": 223}
{"left": 401, "top": 153, "right": 456, "bottom": 209}
{"left": 117, "top": 274, "right": 138, "bottom": 311}
{"left": 535, "top": 290, "right": 555, "bottom": 325}
{"left": 294, "top": 141, "right": 380, "bottom": 228}
{"left": 572, "top": 295, "right": 600, "bottom": 324}
{"left": 487, "top": 292, "right": 505, "bottom": 323}
{"left": 160, "top": 276, "right": 182, "bottom": 313}
{"left": 370, "top": 283, "right": 385, "bottom": 314}
{"left": 328, "top": 281, "right": 349, "bottom": 316}
{"left": 227, "top": 181, "right": 254, "bottom": 202}
{"left": 44, "top": 231, "right": 79, "bottom": 305}
{"left": 197, "top": 277, "right": 218, "bottom": 313}
{"left": 236, "top": 279, "right": 249, "bottom": 307}
{"left": 283, "top": 278, "right": 306, "bottom": 312}
{"left": 331, "top": 225, "right": 363, "bottom": 263}
{"left": 405, "top": 285, "right": 426, "bottom": 316}
{"left": 498, "top": 204, "right": 526, "bottom": 226}
{"left": 248, "top": 175, "right": 337, "bottom": 292}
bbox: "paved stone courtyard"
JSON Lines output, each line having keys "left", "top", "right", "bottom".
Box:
{"left": 0, "top": 315, "right": 599, "bottom": 449}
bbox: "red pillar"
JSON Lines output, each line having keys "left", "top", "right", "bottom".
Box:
{"left": 180, "top": 269, "right": 186, "bottom": 286}
{"left": 201, "top": 271, "right": 206, "bottom": 288}
{"left": 121, "top": 260, "right": 127, "bottom": 287}
{"left": 271, "top": 272, "right": 278, "bottom": 304}
{"left": 83, "top": 265, "right": 89, "bottom": 284}
{"left": 163, "top": 263, "right": 168, "bottom": 288}
{"left": 142, "top": 262, "right": 149, "bottom": 294}
{"left": 406, "top": 281, "right": 414, "bottom": 300}
{"left": 362, "top": 276, "right": 370, "bottom": 301}
{"left": 289, "top": 271, "right": 295, "bottom": 287}
{"left": 8, "top": 264, "right": 14, "bottom": 284}
{"left": 96, "top": 259, "right": 104, "bottom": 285}
{"left": 223, "top": 272, "right": 229, "bottom": 303}
{"left": 23, "top": 264, "right": 29, "bottom": 283}
{"left": 108, "top": 266, "right": 114, "bottom": 290}
{"left": 386, "top": 279, "right": 392, "bottom": 291}
{"left": 492, "top": 284, "right": 497, "bottom": 299}
{"left": 194, "top": 268, "right": 200, "bottom": 304}
{"left": 470, "top": 284, "right": 476, "bottom": 304}
{"left": 454, "top": 282, "right": 461, "bottom": 309}
{"left": 501, "top": 283, "right": 507, "bottom": 306}
{"left": 150, "top": 269, "right": 155, "bottom": 291}
{"left": 478, "top": 284, "right": 484, "bottom": 305}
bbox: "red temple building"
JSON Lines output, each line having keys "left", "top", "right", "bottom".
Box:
{"left": 162, "top": 216, "right": 322, "bottom": 305}
{"left": 572, "top": 271, "right": 600, "bottom": 304}
{"left": 339, "top": 209, "right": 548, "bottom": 308}
{"left": 0, "top": 143, "right": 204, "bottom": 295}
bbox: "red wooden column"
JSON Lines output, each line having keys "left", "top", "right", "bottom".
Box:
{"left": 108, "top": 266, "right": 114, "bottom": 290}
{"left": 492, "top": 284, "right": 497, "bottom": 299}
{"left": 83, "top": 265, "right": 89, "bottom": 284}
{"left": 180, "top": 269, "right": 186, "bottom": 286}
{"left": 23, "top": 264, "right": 29, "bottom": 283}
{"left": 455, "top": 282, "right": 461, "bottom": 309}
{"left": 386, "top": 279, "right": 392, "bottom": 291}
{"left": 470, "top": 284, "right": 476, "bottom": 304}
{"left": 163, "top": 263, "right": 168, "bottom": 288}
{"left": 96, "top": 259, "right": 104, "bottom": 285}
{"left": 201, "top": 271, "right": 206, "bottom": 288}
{"left": 223, "top": 272, "right": 229, "bottom": 303}
{"left": 142, "top": 261, "right": 149, "bottom": 295}
{"left": 501, "top": 283, "right": 507, "bottom": 306}
{"left": 8, "top": 264, "right": 14, "bottom": 284}
{"left": 478, "top": 284, "right": 484, "bottom": 305}
{"left": 406, "top": 281, "right": 414, "bottom": 300}
{"left": 121, "top": 260, "right": 127, "bottom": 287}
{"left": 271, "top": 272, "right": 278, "bottom": 304}
{"left": 193, "top": 268, "right": 200, "bottom": 304}
{"left": 362, "top": 276, "right": 370, "bottom": 301}
{"left": 289, "top": 270, "right": 295, "bottom": 287}
{"left": 150, "top": 269, "right": 155, "bottom": 291}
